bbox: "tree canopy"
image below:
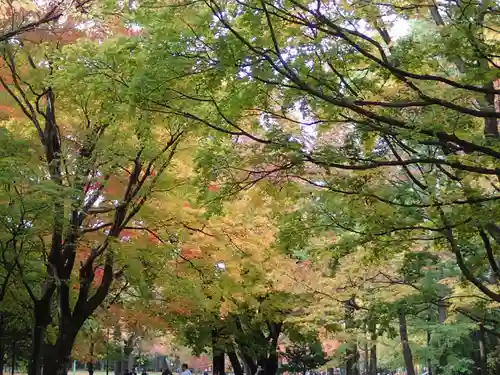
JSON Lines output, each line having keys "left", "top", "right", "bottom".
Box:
{"left": 1, "top": 1, "right": 500, "bottom": 375}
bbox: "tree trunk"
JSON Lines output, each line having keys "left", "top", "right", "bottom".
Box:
{"left": 228, "top": 351, "right": 243, "bottom": 375}
{"left": 0, "top": 314, "right": 4, "bottom": 375}
{"left": 494, "top": 336, "right": 500, "bottom": 375}
{"left": 263, "top": 354, "right": 278, "bottom": 375}
{"left": 123, "top": 338, "right": 135, "bottom": 373}
{"left": 345, "top": 344, "right": 359, "bottom": 375}
{"left": 88, "top": 341, "right": 95, "bottom": 375}
{"left": 42, "top": 322, "right": 79, "bottom": 375}
{"left": 42, "top": 342, "right": 73, "bottom": 375}
{"left": 240, "top": 353, "right": 255, "bottom": 375}
{"left": 437, "top": 300, "right": 446, "bottom": 324}
{"left": 212, "top": 329, "right": 225, "bottom": 375}
{"left": 115, "top": 357, "right": 122, "bottom": 375}
{"left": 28, "top": 324, "right": 45, "bottom": 375}
{"left": 369, "top": 327, "right": 377, "bottom": 375}
{"left": 363, "top": 323, "right": 368, "bottom": 375}
{"left": 28, "top": 294, "right": 55, "bottom": 375}
{"left": 114, "top": 325, "right": 123, "bottom": 375}
{"left": 213, "top": 352, "right": 225, "bottom": 375}
{"left": 10, "top": 340, "right": 14, "bottom": 375}
{"left": 398, "top": 310, "right": 415, "bottom": 375}
{"left": 426, "top": 330, "right": 432, "bottom": 375}
{"left": 345, "top": 298, "right": 358, "bottom": 375}
{"left": 478, "top": 326, "right": 487, "bottom": 375}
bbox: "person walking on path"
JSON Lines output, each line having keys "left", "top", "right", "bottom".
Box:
{"left": 181, "top": 363, "right": 192, "bottom": 375}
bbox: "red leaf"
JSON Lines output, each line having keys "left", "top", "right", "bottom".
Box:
{"left": 148, "top": 232, "right": 160, "bottom": 244}
{"left": 208, "top": 184, "right": 219, "bottom": 192}
{"left": 93, "top": 268, "right": 104, "bottom": 286}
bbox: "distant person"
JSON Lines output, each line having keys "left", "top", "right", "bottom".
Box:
{"left": 204, "top": 369, "right": 209, "bottom": 375}
{"left": 181, "top": 363, "right": 192, "bottom": 375}
{"left": 163, "top": 367, "right": 173, "bottom": 375}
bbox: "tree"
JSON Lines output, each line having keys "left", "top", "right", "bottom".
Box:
{"left": 3, "top": 1, "right": 500, "bottom": 375}
{"left": 127, "top": 0, "right": 500, "bottom": 308}
{"left": 113, "top": 1, "right": 500, "bottom": 372}
{"left": 0, "top": 15, "right": 196, "bottom": 373}
{"left": 0, "top": 0, "right": 92, "bottom": 43}
{"left": 280, "top": 333, "right": 328, "bottom": 375}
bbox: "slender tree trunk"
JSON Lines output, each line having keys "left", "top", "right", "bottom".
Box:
{"left": 10, "top": 341, "right": 15, "bottom": 375}
{"left": 228, "top": 351, "right": 243, "bottom": 375}
{"left": 345, "top": 345, "right": 359, "bottom": 375}
{"left": 368, "top": 320, "right": 377, "bottom": 375}
{"left": 363, "top": 324, "right": 368, "bottom": 375}
{"left": 398, "top": 310, "right": 415, "bottom": 375}
{"left": 471, "top": 331, "right": 481, "bottom": 375}
{"left": 437, "top": 301, "right": 446, "bottom": 324}
{"left": 478, "top": 326, "right": 487, "bottom": 375}
{"left": 0, "top": 314, "right": 4, "bottom": 375}
{"left": 123, "top": 337, "right": 135, "bottom": 373}
{"left": 0, "top": 341, "right": 3, "bottom": 375}
{"left": 114, "top": 325, "right": 122, "bottom": 375}
{"left": 212, "top": 329, "right": 225, "bottom": 375}
{"left": 494, "top": 335, "right": 500, "bottom": 375}
{"left": 240, "top": 353, "right": 254, "bottom": 375}
{"left": 88, "top": 341, "right": 95, "bottom": 375}
{"left": 115, "top": 356, "right": 122, "bottom": 375}
{"left": 345, "top": 298, "right": 358, "bottom": 375}
{"left": 28, "top": 293, "right": 55, "bottom": 375}
{"left": 426, "top": 330, "right": 432, "bottom": 375}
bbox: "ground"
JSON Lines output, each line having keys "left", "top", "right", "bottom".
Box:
{"left": 15, "top": 372, "right": 163, "bottom": 375}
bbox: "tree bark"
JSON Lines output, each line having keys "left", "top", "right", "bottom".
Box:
{"left": 239, "top": 350, "right": 256, "bottom": 375}
{"left": 345, "top": 344, "right": 359, "bottom": 375}
{"left": 10, "top": 340, "right": 15, "bottom": 375}
{"left": 42, "top": 339, "right": 74, "bottom": 375}
{"left": 0, "top": 314, "right": 4, "bottom": 375}
{"left": 368, "top": 318, "right": 376, "bottom": 375}
{"left": 213, "top": 351, "right": 225, "bottom": 375}
{"left": 344, "top": 298, "right": 358, "bottom": 375}
{"left": 398, "top": 310, "right": 415, "bottom": 375}
{"left": 437, "top": 300, "right": 446, "bottom": 324}
{"left": 88, "top": 341, "right": 95, "bottom": 375}
{"left": 478, "top": 326, "right": 487, "bottom": 375}
{"left": 228, "top": 351, "right": 243, "bottom": 375}
{"left": 363, "top": 342, "right": 368, "bottom": 375}
{"left": 262, "top": 321, "right": 281, "bottom": 375}
{"left": 426, "top": 329, "right": 432, "bottom": 375}
{"left": 28, "top": 318, "right": 47, "bottom": 375}
{"left": 262, "top": 353, "right": 278, "bottom": 375}
{"left": 212, "top": 329, "right": 225, "bottom": 375}
{"left": 494, "top": 335, "right": 500, "bottom": 375}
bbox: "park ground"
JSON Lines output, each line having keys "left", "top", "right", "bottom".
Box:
{"left": 15, "top": 373, "right": 163, "bottom": 375}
